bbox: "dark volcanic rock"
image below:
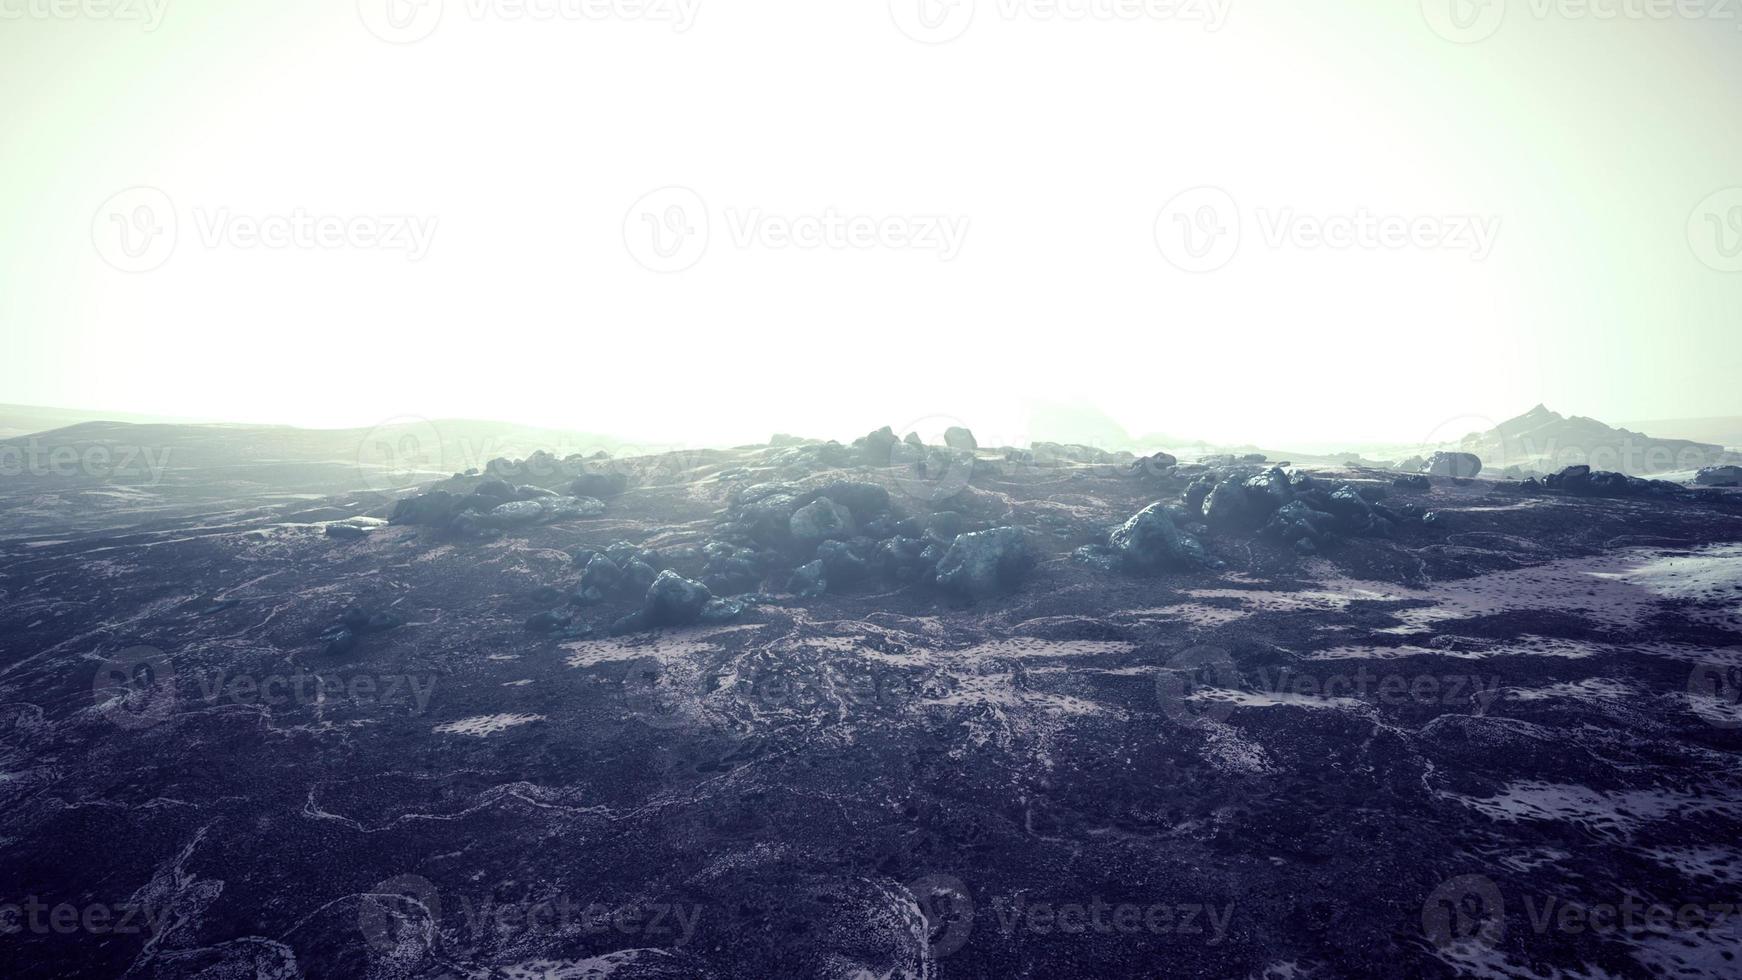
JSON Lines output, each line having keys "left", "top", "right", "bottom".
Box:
{"left": 570, "top": 470, "right": 631, "bottom": 499}
{"left": 934, "top": 526, "right": 1035, "bottom": 598}
{"left": 1424, "top": 451, "right": 1483, "bottom": 478}
{"left": 789, "top": 498, "right": 855, "bottom": 545}
{"left": 1107, "top": 503, "right": 1212, "bottom": 570}
{"left": 642, "top": 570, "right": 713, "bottom": 626}
{"left": 1696, "top": 465, "right": 1742, "bottom": 487}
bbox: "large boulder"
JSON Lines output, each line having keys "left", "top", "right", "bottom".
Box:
{"left": 1695, "top": 465, "right": 1742, "bottom": 487}
{"left": 805, "top": 481, "right": 890, "bottom": 517}
{"left": 789, "top": 498, "right": 855, "bottom": 544}
{"left": 643, "top": 571, "right": 713, "bottom": 627}
{"left": 1108, "top": 503, "right": 1211, "bottom": 570}
{"left": 1130, "top": 451, "right": 1179, "bottom": 478}
{"left": 570, "top": 471, "right": 630, "bottom": 499}
{"left": 390, "top": 490, "right": 459, "bottom": 526}
{"left": 1243, "top": 466, "right": 1295, "bottom": 511}
{"left": 934, "top": 527, "right": 1035, "bottom": 599}
{"left": 1424, "top": 452, "right": 1483, "bottom": 479}
{"left": 1202, "top": 480, "right": 1255, "bottom": 529}
{"left": 1263, "top": 500, "right": 1335, "bottom": 548}
{"left": 856, "top": 426, "right": 900, "bottom": 465}
{"left": 545, "top": 496, "right": 607, "bottom": 520}
{"left": 944, "top": 427, "right": 978, "bottom": 451}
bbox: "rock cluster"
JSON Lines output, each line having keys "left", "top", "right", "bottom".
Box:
{"left": 1695, "top": 465, "right": 1742, "bottom": 487}
{"left": 1529, "top": 465, "right": 1688, "bottom": 500}
{"left": 390, "top": 478, "right": 606, "bottom": 535}
{"left": 710, "top": 477, "right": 1033, "bottom": 601}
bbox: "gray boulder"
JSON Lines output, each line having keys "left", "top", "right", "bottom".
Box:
{"left": 1108, "top": 503, "right": 1212, "bottom": 570}
{"left": 1695, "top": 465, "right": 1742, "bottom": 487}
{"left": 1202, "top": 480, "right": 1254, "bottom": 528}
{"left": 944, "top": 427, "right": 978, "bottom": 451}
{"left": 790, "top": 498, "right": 855, "bottom": 544}
{"left": 1424, "top": 452, "right": 1483, "bottom": 479}
{"left": 643, "top": 571, "right": 713, "bottom": 627}
{"left": 934, "top": 527, "right": 1035, "bottom": 599}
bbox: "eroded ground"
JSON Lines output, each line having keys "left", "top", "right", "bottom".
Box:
{"left": 3, "top": 448, "right": 1742, "bottom": 978}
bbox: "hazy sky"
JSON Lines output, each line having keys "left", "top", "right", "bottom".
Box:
{"left": 4, "top": 0, "right": 1740, "bottom": 448}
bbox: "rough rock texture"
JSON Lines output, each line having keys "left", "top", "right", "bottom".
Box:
{"left": 1424, "top": 451, "right": 1483, "bottom": 479}
{"left": 944, "top": 426, "right": 978, "bottom": 451}
{"left": 933, "top": 527, "right": 1035, "bottom": 598}
{"left": 1106, "top": 503, "right": 1211, "bottom": 570}
{"left": 6, "top": 434, "right": 1742, "bottom": 979}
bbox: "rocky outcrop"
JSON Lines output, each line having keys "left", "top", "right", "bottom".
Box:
{"left": 934, "top": 527, "right": 1035, "bottom": 599}
{"left": 1424, "top": 452, "right": 1483, "bottom": 479}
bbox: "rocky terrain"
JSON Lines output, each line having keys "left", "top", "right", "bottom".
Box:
{"left": 3, "top": 427, "right": 1742, "bottom": 978}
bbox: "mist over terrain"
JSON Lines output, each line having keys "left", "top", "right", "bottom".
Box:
{"left": 7, "top": 2, "right": 1742, "bottom": 977}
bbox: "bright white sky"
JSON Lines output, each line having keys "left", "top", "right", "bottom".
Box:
{"left": 4, "top": 0, "right": 1740, "bottom": 448}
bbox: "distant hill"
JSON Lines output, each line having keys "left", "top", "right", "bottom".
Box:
{"left": 0, "top": 417, "right": 642, "bottom": 536}
{"left": 1616, "top": 415, "right": 1742, "bottom": 452}
{"left": 0, "top": 402, "right": 200, "bottom": 440}
{"left": 1451, "top": 405, "right": 1736, "bottom": 476}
